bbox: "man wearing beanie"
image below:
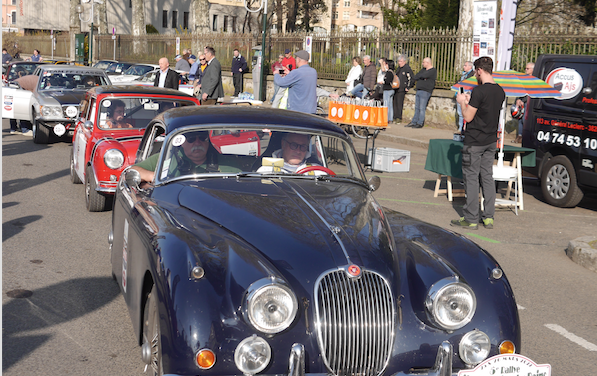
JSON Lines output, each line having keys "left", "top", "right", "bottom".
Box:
{"left": 274, "top": 50, "right": 317, "bottom": 114}
{"left": 281, "top": 48, "right": 296, "bottom": 71}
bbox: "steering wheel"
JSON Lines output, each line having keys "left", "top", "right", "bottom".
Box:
{"left": 296, "top": 166, "right": 336, "bottom": 176}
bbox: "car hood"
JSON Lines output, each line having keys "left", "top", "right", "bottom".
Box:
{"left": 39, "top": 90, "right": 86, "bottom": 105}
{"left": 177, "top": 178, "right": 397, "bottom": 279}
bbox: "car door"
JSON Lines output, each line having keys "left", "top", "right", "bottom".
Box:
{"left": 579, "top": 66, "right": 597, "bottom": 188}
{"left": 2, "top": 83, "right": 33, "bottom": 121}
{"left": 73, "top": 96, "right": 97, "bottom": 181}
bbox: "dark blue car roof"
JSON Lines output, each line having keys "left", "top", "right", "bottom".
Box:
{"left": 161, "top": 105, "right": 346, "bottom": 135}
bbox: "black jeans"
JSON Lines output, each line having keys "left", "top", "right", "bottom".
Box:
{"left": 393, "top": 90, "right": 406, "bottom": 120}
{"left": 233, "top": 73, "right": 243, "bottom": 96}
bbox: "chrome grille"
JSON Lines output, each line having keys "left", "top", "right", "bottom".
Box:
{"left": 315, "top": 268, "right": 394, "bottom": 376}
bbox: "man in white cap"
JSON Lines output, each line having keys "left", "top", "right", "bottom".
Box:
{"left": 175, "top": 54, "right": 191, "bottom": 72}
{"left": 273, "top": 50, "right": 317, "bottom": 114}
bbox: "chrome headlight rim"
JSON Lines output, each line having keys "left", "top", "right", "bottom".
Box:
{"left": 104, "top": 149, "right": 125, "bottom": 170}
{"left": 425, "top": 276, "right": 476, "bottom": 331}
{"left": 40, "top": 105, "right": 63, "bottom": 118}
{"left": 234, "top": 335, "right": 271, "bottom": 374}
{"left": 244, "top": 278, "right": 298, "bottom": 334}
{"left": 459, "top": 329, "right": 491, "bottom": 365}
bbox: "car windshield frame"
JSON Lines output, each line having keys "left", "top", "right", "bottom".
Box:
{"left": 37, "top": 69, "right": 110, "bottom": 91}
{"left": 150, "top": 125, "right": 367, "bottom": 186}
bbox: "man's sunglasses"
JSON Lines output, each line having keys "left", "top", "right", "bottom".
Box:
{"left": 186, "top": 131, "right": 209, "bottom": 143}
{"left": 284, "top": 140, "right": 309, "bottom": 152}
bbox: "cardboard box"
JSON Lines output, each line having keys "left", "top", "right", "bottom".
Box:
{"left": 368, "top": 147, "right": 410, "bottom": 172}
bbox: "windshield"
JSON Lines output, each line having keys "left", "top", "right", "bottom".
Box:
{"left": 98, "top": 97, "right": 197, "bottom": 130}
{"left": 38, "top": 70, "right": 110, "bottom": 90}
{"left": 123, "top": 65, "right": 155, "bottom": 76}
{"left": 106, "top": 62, "right": 132, "bottom": 74}
{"left": 152, "top": 127, "right": 365, "bottom": 183}
{"left": 7, "top": 63, "right": 42, "bottom": 81}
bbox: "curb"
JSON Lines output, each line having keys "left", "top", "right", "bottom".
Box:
{"left": 566, "top": 236, "right": 597, "bottom": 273}
{"left": 376, "top": 133, "right": 430, "bottom": 150}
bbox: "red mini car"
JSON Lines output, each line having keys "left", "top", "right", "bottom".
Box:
{"left": 70, "top": 86, "right": 200, "bottom": 211}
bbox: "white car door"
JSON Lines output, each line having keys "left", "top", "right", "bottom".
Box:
{"left": 2, "top": 84, "right": 33, "bottom": 121}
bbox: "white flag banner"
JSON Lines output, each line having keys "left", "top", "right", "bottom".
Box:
{"left": 495, "top": 0, "right": 518, "bottom": 71}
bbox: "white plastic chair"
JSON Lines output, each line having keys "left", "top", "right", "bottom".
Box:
{"left": 481, "top": 165, "right": 519, "bottom": 215}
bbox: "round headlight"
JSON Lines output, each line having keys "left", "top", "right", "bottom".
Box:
{"left": 426, "top": 277, "right": 476, "bottom": 330}
{"left": 459, "top": 330, "right": 491, "bottom": 365}
{"left": 246, "top": 281, "right": 297, "bottom": 334}
{"left": 104, "top": 149, "right": 125, "bottom": 169}
{"left": 234, "top": 335, "right": 271, "bottom": 374}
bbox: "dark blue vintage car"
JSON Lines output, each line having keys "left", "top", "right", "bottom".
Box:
{"left": 109, "top": 106, "right": 521, "bottom": 376}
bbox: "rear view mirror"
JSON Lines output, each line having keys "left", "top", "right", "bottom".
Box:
{"left": 368, "top": 176, "right": 381, "bottom": 191}
{"left": 125, "top": 168, "right": 141, "bottom": 188}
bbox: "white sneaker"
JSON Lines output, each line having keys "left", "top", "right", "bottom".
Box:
{"left": 10, "top": 130, "right": 19, "bottom": 134}
{"left": 22, "top": 130, "right": 33, "bottom": 137}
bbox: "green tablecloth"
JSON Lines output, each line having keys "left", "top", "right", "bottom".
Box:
{"left": 424, "top": 139, "right": 536, "bottom": 180}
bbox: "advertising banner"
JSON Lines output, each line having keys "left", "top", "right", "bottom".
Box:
{"left": 472, "top": 1, "right": 497, "bottom": 62}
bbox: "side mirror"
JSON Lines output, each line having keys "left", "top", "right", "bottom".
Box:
{"left": 84, "top": 120, "right": 93, "bottom": 130}
{"left": 125, "top": 168, "right": 141, "bottom": 188}
{"left": 368, "top": 176, "right": 381, "bottom": 191}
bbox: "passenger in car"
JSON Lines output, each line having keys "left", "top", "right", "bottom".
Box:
{"left": 132, "top": 130, "right": 242, "bottom": 183}
{"left": 105, "top": 99, "right": 134, "bottom": 129}
{"left": 257, "top": 133, "right": 321, "bottom": 174}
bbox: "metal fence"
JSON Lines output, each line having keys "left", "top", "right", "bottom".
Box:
{"left": 7, "top": 26, "right": 597, "bottom": 89}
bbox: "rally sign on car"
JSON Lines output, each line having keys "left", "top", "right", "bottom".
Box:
{"left": 458, "top": 354, "right": 550, "bottom": 376}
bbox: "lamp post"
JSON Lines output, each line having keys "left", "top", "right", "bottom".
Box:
{"left": 244, "top": 0, "right": 269, "bottom": 101}
{"left": 76, "top": 0, "right": 102, "bottom": 66}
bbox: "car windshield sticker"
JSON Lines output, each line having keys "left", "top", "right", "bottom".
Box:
{"left": 172, "top": 134, "right": 185, "bottom": 147}
{"left": 144, "top": 102, "right": 159, "bottom": 110}
{"left": 161, "top": 158, "right": 171, "bottom": 179}
{"left": 103, "top": 100, "right": 112, "bottom": 108}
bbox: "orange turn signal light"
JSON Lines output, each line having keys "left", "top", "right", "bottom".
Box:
{"left": 499, "top": 340, "right": 516, "bottom": 354}
{"left": 196, "top": 348, "right": 216, "bottom": 369}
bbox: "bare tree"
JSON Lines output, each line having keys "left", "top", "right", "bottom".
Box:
{"left": 131, "top": 0, "right": 146, "bottom": 54}
{"left": 97, "top": 0, "right": 108, "bottom": 35}
{"left": 516, "top": 0, "right": 584, "bottom": 27}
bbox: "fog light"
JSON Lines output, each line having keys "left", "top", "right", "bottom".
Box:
{"left": 459, "top": 329, "right": 490, "bottom": 365}
{"left": 54, "top": 123, "right": 66, "bottom": 136}
{"left": 499, "top": 340, "right": 516, "bottom": 354}
{"left": 195, "top": 348, "right": 215, "bottom": 369}
{"left": 110, "top": 175, "right": 117, "bottom": 182}
{"left": 234, "top": 335, "right": 271, "bottom": 374}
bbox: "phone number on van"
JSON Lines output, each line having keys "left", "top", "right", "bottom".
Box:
{"left": 536, "top": 130, "right": 597, "bottom": 150}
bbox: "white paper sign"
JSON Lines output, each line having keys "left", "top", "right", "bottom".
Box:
{"left": 458, "top": 354, "right": 550, "bottom": 376}
{"left": 472, "top": 1, "right": 497, "bottom": 62}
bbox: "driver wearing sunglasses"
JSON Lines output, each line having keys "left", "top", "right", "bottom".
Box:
{"left": 257, "top": 132, "right": 322, "bottom": 174}
{"left": 132, "top": 130, "right": 241, "bottom": 183}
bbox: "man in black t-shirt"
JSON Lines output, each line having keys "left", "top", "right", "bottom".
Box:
{"left": 451, "top": 56, "right": 505, "bottom": 230}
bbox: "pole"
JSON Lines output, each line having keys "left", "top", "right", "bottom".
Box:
{"left": 113, "top": 38, "right": 116, "bottom": 61}
{"left": 258, "top": 0, "right": 268, "bottom": 102}
{"left": 89, "top": 21, "right": 93, "bottom": 66}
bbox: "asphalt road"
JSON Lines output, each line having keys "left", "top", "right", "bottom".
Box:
{"left": 3, "top": 119, "right": 597, "bottom": 375}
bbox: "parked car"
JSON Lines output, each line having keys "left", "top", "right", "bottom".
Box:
{"left": 112, "top": 69, "right": 194, "bottom": 95}
{"left": 93, "top": 60, "right": 117, "bottom": 70}
{"left": 105, "top": 61, "right": 135, "bottom": 75}
{"left": 110, "top": 106, "right": 521, "bottom": 376}
{"left": 522, "top": 54, "right": 597, "bottom": 207}
{"left": 1, "top": 65, "right": 111, "bottom": 143}
{"left": 1, "top": 61, "right": 46, "bottom": 85}
{"left": 70, "top": 86, "right": 200, "bottom": 211}
{"left": 109, "top": 64, "right": 159, "bottom": 83}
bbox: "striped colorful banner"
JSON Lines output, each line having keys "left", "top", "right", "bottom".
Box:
{"left": 452, "top": 70, "right": 562, "bottom": 98}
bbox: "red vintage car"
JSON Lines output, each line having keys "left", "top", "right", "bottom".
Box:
{"left": 70, "top": 86, "right": 200, "bottom": 211}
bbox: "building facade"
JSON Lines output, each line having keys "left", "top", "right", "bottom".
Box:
{"left": 3, "top": 0, "right": 19, "bottom": 32}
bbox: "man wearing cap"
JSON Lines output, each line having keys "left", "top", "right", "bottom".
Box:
{"left": 175, "top": 54, "right": 191, "bottom": 72}
{"left": 281, "top": 49, "right": 296, "bottom": 71}
{"left": 274, "top": 50, "right": 317, "bottom": 114}
{"left": 154, "top": 57, "right": 180, "bottom": 90}
{"left": 231, "top": 48, "right": 248, "bottom": 97}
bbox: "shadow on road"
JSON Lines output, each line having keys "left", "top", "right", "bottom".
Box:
{"left": 2, "top": 276, "right": 121, "bottom": 371}
{"left": 2, "top": 168, "right": 69, "bottom": 196}
{"left": 2, "top": 215, "right": 42, "bottom": 242}
{"left": 1, "top": 137, "right": 50, "bottom": 156}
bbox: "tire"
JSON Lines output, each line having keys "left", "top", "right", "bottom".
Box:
{"left": 352, "top": 125, "right": 371, "bottom": 139}
{"left": 85, "top": 166, "right": 107, "bottom": 212}
{"left": 32, "top": 118, "right": 50, "bottom": 144}
{"left": 70, "top": 152, "right": 82, "bottom": 184}
{"left": 541, "top": 155, "right": 584, "bottom": 208}
{"left": 143, "top": 285, "right": 163, "bottom": 376}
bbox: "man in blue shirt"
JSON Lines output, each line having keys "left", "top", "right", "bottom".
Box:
{"left": 273, "top": 50, "right": 317, "bottom": 114}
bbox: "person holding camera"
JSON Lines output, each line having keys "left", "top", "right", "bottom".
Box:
{"left": 273, "top": 50, "right": 317, "bottom": 114}
{"left": 281, "top": 49, "right": 296, "bottom": 72}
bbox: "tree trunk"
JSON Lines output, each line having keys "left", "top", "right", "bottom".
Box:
{"left": 131, "top": 0, "right": 146, "bottom": 55}
{"left": 455, "top": 0, "right": 474, "bottom": 71}
{"left": 69, "top": 0, "right": 81, "bottom": 62}
{"left": 97, "top": 0, "right": 108, "bottom": 35}
{"left": 194, "top": 0, "right": 210, "bottom": 33}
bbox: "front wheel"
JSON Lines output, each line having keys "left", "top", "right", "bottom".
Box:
{"left": 142, "top": 285, "right": 163, "bottom": 376}
{"left": 541, "top": 155, "right": 584, "bottom": 207}
{"left": 32, "top": 118, "right": 50, "bottom": 144}
{"left": 85, "top": 166, "right": 108, "bottom": 212}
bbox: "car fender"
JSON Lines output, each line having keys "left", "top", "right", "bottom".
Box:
{"left": 90, "top": 136, "right": 142, "bottom": 183}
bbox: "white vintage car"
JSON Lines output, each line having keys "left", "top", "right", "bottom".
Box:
{"left": 2, "top": 65, "right": 111, "bottom": 143}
